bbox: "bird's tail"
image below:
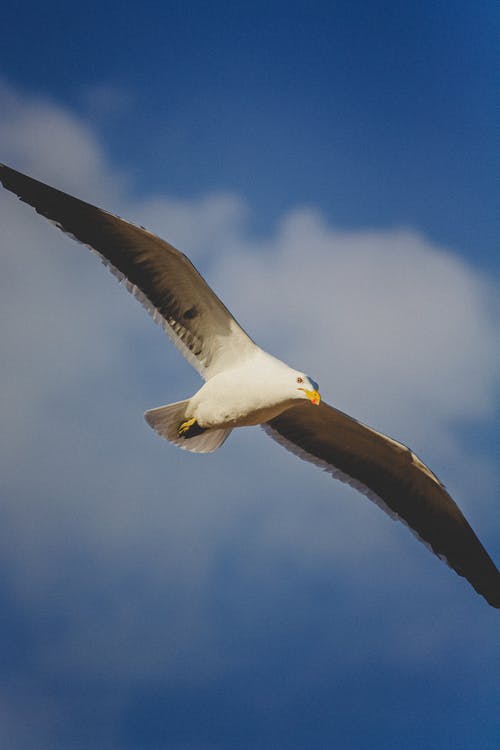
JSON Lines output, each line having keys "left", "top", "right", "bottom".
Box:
{"left": 144, "top": 400, "right": 232, "bottom": 453}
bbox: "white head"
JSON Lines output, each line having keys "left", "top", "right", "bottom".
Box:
{"left": 249, "top": 351, "right": 321, "bottom": 407}
{"left": 294, "top": 372, "right": 321, "bottom": 405}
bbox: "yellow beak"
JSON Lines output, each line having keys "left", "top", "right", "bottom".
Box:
{"left": 299, "top": 388, "right": 321, "bottom": 405}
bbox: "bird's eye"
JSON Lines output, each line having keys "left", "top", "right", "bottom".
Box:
{"left": 296, "top": 376, "right": 304, "bottom": 384}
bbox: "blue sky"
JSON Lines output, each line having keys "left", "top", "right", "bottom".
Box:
{"left": 0, "top": 2, "right": 499, "bottom": 748}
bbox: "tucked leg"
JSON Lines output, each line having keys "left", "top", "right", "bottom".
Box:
{"left": 177, "top": 417, "right": 206, "bottom": 438}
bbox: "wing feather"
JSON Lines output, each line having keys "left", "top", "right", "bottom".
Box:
{"left": 264, "top": 401, "right": 500, "bottom": 607}
{"left": 0, "top": 164, "right": 256, "bottom": 379}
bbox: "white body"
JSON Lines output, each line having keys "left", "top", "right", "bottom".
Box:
{"left": 144, "top": 347, "right": 318, "bottom": 453}
{"left": 189, "top": 349, "right": 303, "bottom": 429}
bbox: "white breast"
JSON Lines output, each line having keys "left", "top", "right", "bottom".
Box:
{"left": 189, "top": 349, "right": 298, "bottom": 428}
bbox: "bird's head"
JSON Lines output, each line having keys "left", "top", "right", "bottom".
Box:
{"left": 295, "top": 373, "right": 321, "bottom": 405}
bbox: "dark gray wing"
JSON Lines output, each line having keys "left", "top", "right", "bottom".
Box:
{"left": 264, "top": 401, "right": 500, "bottom": 608}
{"left": 0, "top": 164, "right": 256, "bottom": 379}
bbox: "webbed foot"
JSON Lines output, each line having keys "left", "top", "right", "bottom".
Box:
{"left": 177, "top": 417, "right": 206, "bottom": 438}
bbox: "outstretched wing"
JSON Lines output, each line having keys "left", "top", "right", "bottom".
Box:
{"left": 264, "top": 401, "right": 500, "bottom": 608}
{"left": 0, "top": 164, "right": 256, "bottom": 379}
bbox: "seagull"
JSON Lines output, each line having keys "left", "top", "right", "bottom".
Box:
{"left": 1, "top": 163, "right": 499, "bottom": 608}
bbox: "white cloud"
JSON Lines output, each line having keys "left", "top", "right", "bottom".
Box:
{"left": 0, "top": 82, "right": 499, "bottom": 744}
{"left": 0, "top": 79, "right": 125, "bottom": 203}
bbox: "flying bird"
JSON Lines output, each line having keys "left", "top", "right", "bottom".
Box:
{"left": 1, "top": 163, "right": 499, "bottom": 608}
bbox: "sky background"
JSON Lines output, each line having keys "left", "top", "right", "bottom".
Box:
{"left": 0, "top": 1, "right": 499, "bottom": 748}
